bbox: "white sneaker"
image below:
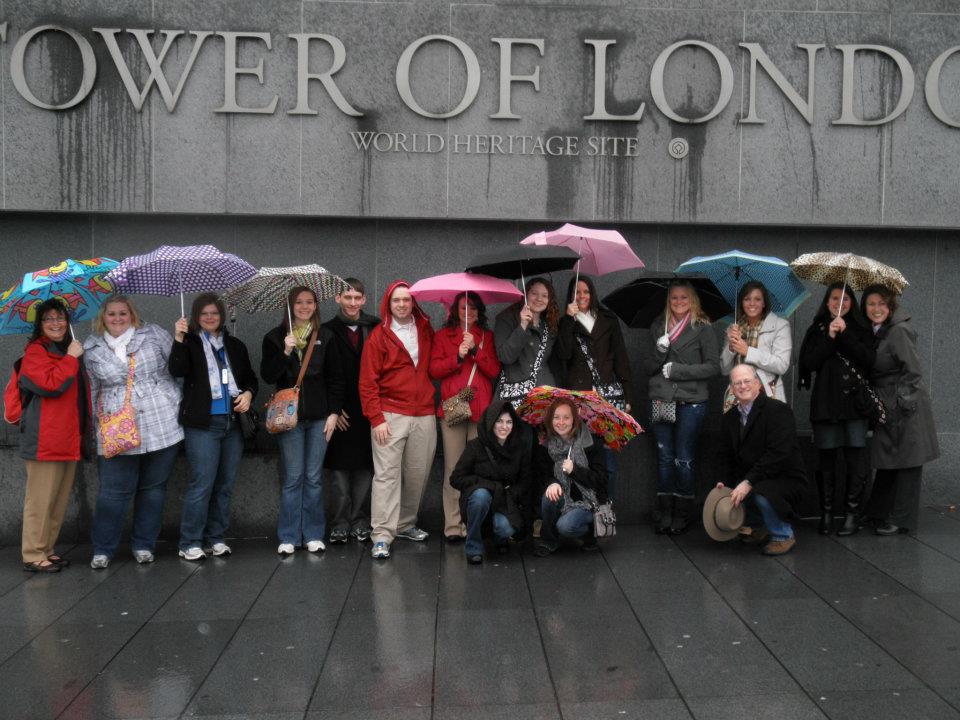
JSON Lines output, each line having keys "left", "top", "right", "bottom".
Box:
{"left": 305, "top": 540, "right": 326, "bottom": 553}
{"left": 209, "top": 542, "right": 231, "bottom": 557}
{"left": 133, "top": 550, "right": 154, "bottom": 564}
{"left": 90, "top": 554, "right": 109, "bottom": 569}
{"left": 277, "top": 543, "right": 295, "bottom": 556}
{"left": 179, "top": 547, "right": 206, "bottom": 561}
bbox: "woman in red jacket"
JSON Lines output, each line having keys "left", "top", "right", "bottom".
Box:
{"left": 429, "top": 292, "right": 500, "bottom": 541}
{"left": 18, "top": 299, "right": 88, "bottom": 573}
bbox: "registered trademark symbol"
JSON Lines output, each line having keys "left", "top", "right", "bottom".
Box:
{"left": 668, "top": 137, "right": 689, "bottom": 159}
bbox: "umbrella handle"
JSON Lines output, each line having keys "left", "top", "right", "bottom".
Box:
{"left": 836, "top": 262, "right": 849, "bottom": 320}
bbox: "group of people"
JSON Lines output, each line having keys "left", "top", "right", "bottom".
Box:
{"left": 15, "top": 267, "right": 937, "bottom": 573}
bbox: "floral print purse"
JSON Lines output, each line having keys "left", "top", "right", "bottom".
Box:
{"left": 97, "top": 355, "right": 142, "bottom": 459}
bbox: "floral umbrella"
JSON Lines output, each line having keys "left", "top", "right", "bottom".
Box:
{"left": 515, "top": 386, "right": 642, "bottom": 450}
{"left": 0, "top": 257, "right": 117, "bottom": 336}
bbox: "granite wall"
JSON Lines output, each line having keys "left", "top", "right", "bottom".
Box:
{"left": 0, "top": 212, "right": 954, "bottom": 544}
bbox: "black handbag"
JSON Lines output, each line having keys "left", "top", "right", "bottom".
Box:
{"left": 575, "top": 336, "right": 626, "bottom": 411}
{"left": 837, "top": 353, "right": 886, "bottom": 427}
{"left": 237, "top": 407, "right": 261, "bottom": 441}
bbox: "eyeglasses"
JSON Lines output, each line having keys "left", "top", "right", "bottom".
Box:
{"left": 731, "top": 379, "right": 757, "bottom": 388}
{"left": 41, "top": 317, "right": 66, "bottom": 325}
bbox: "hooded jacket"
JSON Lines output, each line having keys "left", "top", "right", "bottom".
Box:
{"left": 18, "top": 337, "right": 89, "bottom": 461}
{"left": 359, "top": 281, "right": 436, "bottom": 426}
{"left": 449, "top": 401, "right": 533, "bottom": 532}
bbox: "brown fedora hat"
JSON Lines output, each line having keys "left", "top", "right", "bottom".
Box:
{"left": 703, "top": 486, "right": 746, "bottom": 542}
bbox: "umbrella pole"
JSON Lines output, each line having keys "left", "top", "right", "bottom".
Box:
{"left": 179, "top": 266, "right": 185, "bottom": 318}
{"left": 69, "top": 322, "right": 76, "bottom": 341}
{"left": 287, "top": 302, "right": 293, "bottom": 331}
{"left": 837, "top": 263, "right": 850, "bottom": 320}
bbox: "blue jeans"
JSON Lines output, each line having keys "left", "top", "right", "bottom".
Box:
{"left": 179, "top": 416, "right": 244, "bottom": 551}
{"left": 745, "top": 493, "right": 794, "bottom": 542}
{"left": 92, "top": 444, "right": 180, "bottom": 558}
{"left": 464, "top": 488, "right": 515, "bottom": 557}
{"left": 275, "top": 419, "right": 328, "bottom": 546}
{"left": 651, "top": 402, "right": 707, "bottom": 498}
{"left": 605, "top": 447, "right": 617, "bottom": 500}
{"left": 540, "top": 495, "right": 593, "bottom": 551}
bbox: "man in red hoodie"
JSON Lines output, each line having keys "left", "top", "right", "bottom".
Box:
{"left": 359, "top": 281, "right": 437, "bottom": 559}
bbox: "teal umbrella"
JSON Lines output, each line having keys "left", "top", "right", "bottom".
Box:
{"left": 676, "top": 250, "right": 810, "bottom": 321}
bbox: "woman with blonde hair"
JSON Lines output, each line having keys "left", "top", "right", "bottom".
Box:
{"left": 84, "top": 294, "right": 184, "bottom": 569}
{"left": 646, "top": 281, "right": 720, "bottom": 534}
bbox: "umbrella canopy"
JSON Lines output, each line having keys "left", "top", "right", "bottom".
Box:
{"left": 105, "top": 244, "right": 257, "bottom": 315}
{"left": 408, "top": 272, "right": 524, "bottom": 308}
{"left": 676, "top": 249, "right": 810, "bottom": 319}
{"left": 790, "top": 251, "right": 909, "bottom": 294}
{"left": 465, "top": 245, "right": 581, "bottom": 281}
{"left": 222, "top": 264, "right": 350, "bottom": 317}
{"left": 0, "top": 257, "right": 117, "bottom": 335}
{"left": 601, "top": 272, "right": 733, "bottom": 329}
{"left": 520, "top": 223, "right": 644, "bottom": 277}
{"left": 515, "top": 386, "right": 642, "bottom": 451}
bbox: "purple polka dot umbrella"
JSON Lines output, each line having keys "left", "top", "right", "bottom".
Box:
{"left": 105, "top": 245, "right": 257, "bottom": 316}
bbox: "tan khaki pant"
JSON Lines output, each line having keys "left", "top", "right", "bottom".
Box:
{"left": 370, "top": 413, "right": 438, "bottom": 544}
{"left": 22, "top": 460, "right": 77, "bottom": 564}
{"left": 439, "top": 420, "right": 478, "bottom": 538}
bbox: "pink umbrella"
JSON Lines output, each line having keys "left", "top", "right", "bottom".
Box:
{"left": 520, "top": 223, "right": 645, "bottom": 286}
{"left": 409, "top": 272, "right": 524, "bottom": 331}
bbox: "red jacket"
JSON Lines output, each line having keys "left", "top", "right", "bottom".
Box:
{"left": 359, "top": 281, "right": 436, "bottom": 426}
{"left": 18, "top": 338, "right": 88, "bottom": 461}
{"left": 429, "top": 325, "right": 500, "bottom": 421}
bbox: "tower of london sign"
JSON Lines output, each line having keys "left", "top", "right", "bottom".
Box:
{"left": 4, "top": 22, "right": 960, "bottom": 159}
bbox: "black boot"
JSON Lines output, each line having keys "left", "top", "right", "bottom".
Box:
{"left": 655, "top": 495, "right": 673, "bottom": 535}
{"left": 836, "top": 466, "right": 866, "bottom": 537}
{"left": 817, "top": 470, "right": 836, "bottom": 535}
{"left": 669, "top": 497, "right": 694, "bottom": 535}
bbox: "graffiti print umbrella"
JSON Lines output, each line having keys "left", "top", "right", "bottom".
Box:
{"left": 515, "top": 386, "right": 642, "bottom": 450}
{"left": 0, "top": 257, "right": 117, "bottom": 336}
{"left": 105, "top": 245, "right": 256, "bottom": 316}
{"left": 222, "top": 264, "right": 350, "bottom": 328}
{"left": 676, "top": 250, "right": 810, "bottom": 320}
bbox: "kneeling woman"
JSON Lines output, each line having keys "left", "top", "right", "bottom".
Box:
{"left": 533, "top": 398, "right": 608, "bottom": 556}
{"left": 449, "top": 401, "right": 531, "bottom": 564}
{"left": 168, "top": 294, "right": 258, "bottom": 560}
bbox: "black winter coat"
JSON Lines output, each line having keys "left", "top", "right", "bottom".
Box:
{"left": 718, "top": 393, "right": 808, "bottom": 520}
{"left": 532, "top": 430, "right": 609, "bottom": 504}
{"left": 797, "top": 315, "right": 876, "bottom": 423}
{"left": 260, "top": 325, "right": 344, "bottom": 422}
{"left": 449, "top": 402, "right": 532, "bottom": 532}
{"left": 556, "top": 309, "right": 635, "bottom": 408}
{"left": 168, "top": 332, "right": 258, "bottom": 430}
{"left": 322, "top": 312, "right": 380, "bottom": 470}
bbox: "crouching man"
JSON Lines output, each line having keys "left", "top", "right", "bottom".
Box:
{"left": 716, "top": 364, "right": 808, "bottom": 556}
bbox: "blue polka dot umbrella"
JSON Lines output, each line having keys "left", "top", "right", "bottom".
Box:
{"left": 105, "top": 245, "right": 257, "bottom": 316}
{"left": 676, "top": 249, "right": 811, "bottom": 321}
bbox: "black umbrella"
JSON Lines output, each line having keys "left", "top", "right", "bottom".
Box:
{"left": 465, "top": 245, "right": 581, "bottom": 283}
{"left": 601, "top": 272, "right": 732, "bottom": 329}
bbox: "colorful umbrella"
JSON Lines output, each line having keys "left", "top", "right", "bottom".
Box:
{"left": 0, "top": 257, "right": 117, "bottom": 336}
{"left": 515, "top": 386, "right": 642, "bottom": 450}
{"left": 601, "top": 272, "right": 732, "bottom": 329}
{"left": 520, "top": 223, "right": 644, "bottom": 286}
{"left": 222, "top": 264, "right": 349, "bottom": 328}
{"left": 676, "top": 249, "right": 810, "bottom": 320}
{"left": 790, "top": 252, "right": 909, "bottom": 294}
{"left": 105, "top": 245, "right": 256, "bottom": 316}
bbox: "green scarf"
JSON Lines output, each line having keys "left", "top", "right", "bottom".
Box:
{"left": 292, "top": 323, "right": 313, "bottom": 359}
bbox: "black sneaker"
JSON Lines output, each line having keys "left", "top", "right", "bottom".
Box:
{"left": 329, "top": 529, "right": 348, "bottom": 544}
{"left": 351, "top": 527, "right": 371, "bottom": 543}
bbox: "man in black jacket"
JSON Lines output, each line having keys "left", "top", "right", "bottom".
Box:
{"left": 716, "top": 364, "right": 808, "bottom": 556}
{"left": 322, "top": 278, "right": 380, "bottom": 544}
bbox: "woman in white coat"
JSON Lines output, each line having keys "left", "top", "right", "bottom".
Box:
{"left": 720, "top": 282, "right": 791, "bottom": 407}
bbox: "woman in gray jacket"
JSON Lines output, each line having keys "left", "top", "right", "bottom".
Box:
{"left": 720, "top": 282, "right": 792, "bottom": 406}
{"left": 646, "top": 281, "right": 720, "bottom": 534}
{"left": 493, "top": 277, "right": 562, "bottom": 407}
{"left": 861, "top": 285, "right": 939, "bottom": 535}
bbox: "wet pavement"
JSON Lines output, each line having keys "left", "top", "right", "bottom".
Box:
{"left": 2, "top": 508, "right": 959, "bottom": 720}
